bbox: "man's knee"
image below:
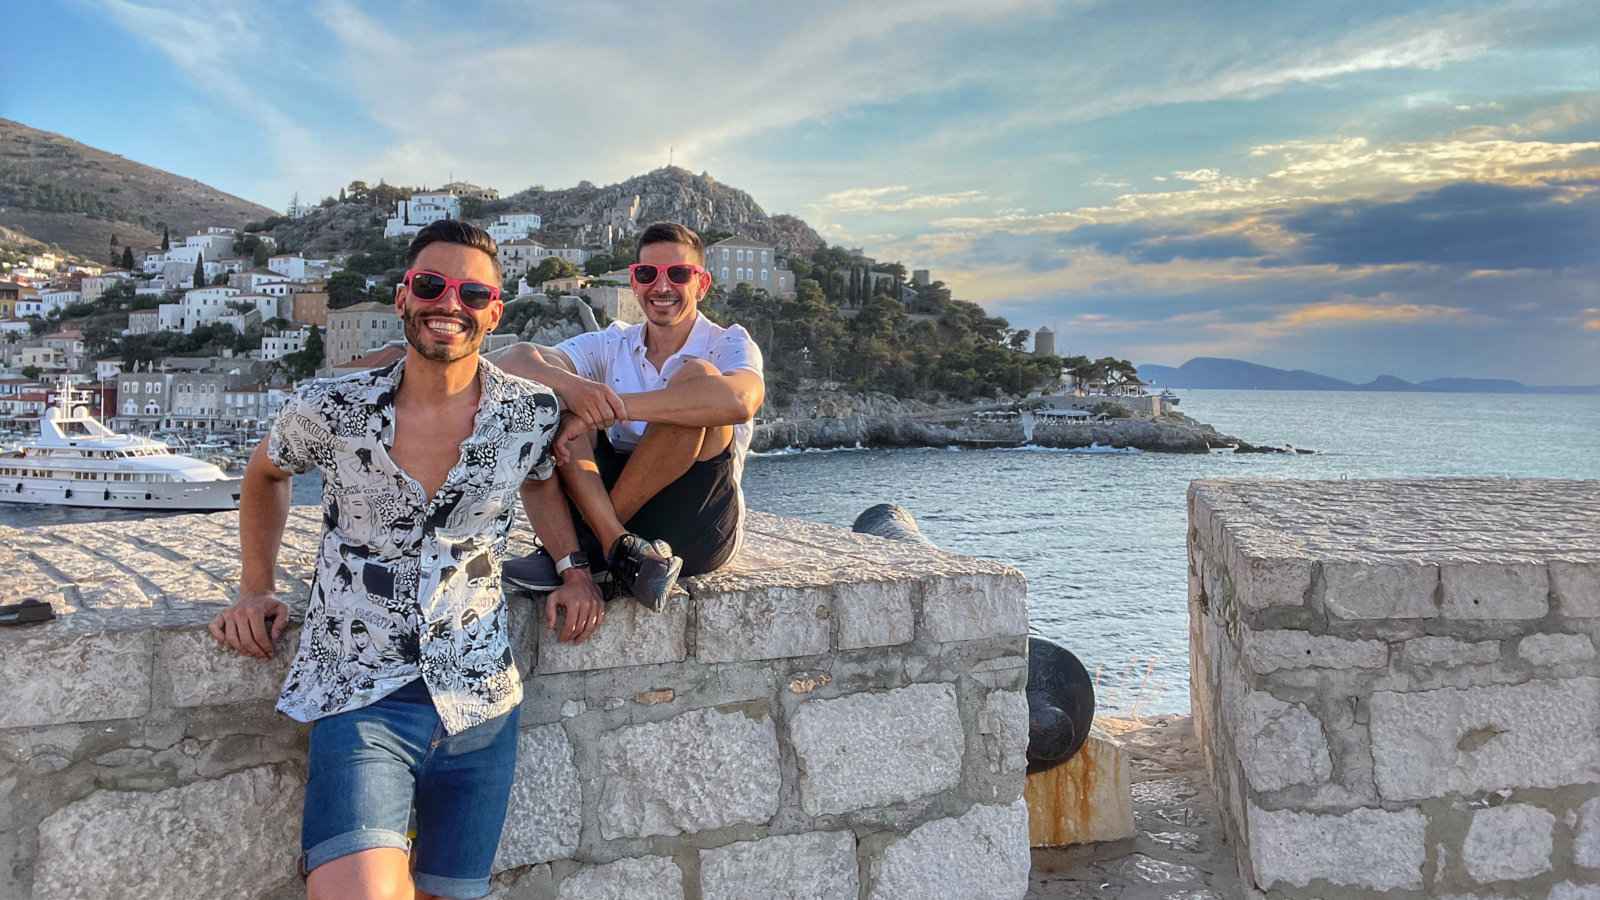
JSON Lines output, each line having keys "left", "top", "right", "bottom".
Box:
{"left": 669, "top": 357, "right": 720, "bottom": 383}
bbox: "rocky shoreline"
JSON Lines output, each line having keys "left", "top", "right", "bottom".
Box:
{"left": 752, "top": 405, "right": 1298, "bottom": 455}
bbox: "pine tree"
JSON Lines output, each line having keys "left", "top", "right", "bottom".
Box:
{"left": 121, "top": 247, "right": 134, "bottom": 270}
{"left": 161, "top": 226, "right": 170, "bottom": 251}
{"left": 192, "top": 253, "right": 205, "bottom": 288}
{"left": 339, "top": 187, "right": 347, "bottom": 203}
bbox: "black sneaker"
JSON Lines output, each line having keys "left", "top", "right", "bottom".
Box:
{"left": 608, "top": 533, "right": 682, "bottom": 611}
{"left": 503, "top": 549, "right": 561, "bottom": 593}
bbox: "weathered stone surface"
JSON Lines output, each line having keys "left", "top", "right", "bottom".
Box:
{"left": 158, "top": 628, "right": 295, "bottom": 707}
{"left": 834, "top": 577, "right": 917, "bottom": 650}
{"left": 792, "top": 682, "right": 964, "bottom": 816}
{"left": 1234, "top": 554, "right": 1313, "bottom": 611}
{"left": 1462, "top": 803, "right": 1554, "bottom": 882}
{"left": 979, "top": 690, "right": 1030, "bottom": 777}
{"left": 1440, "top": 562, "right": 1549, "bottom": 619}
{"left": 33, "top": 765, "right": 301, "bottom": 900}
{"left": 700, "top": 831, "right": 859, "bottom": 900}
{"left": 1024, "top": 730, "right": 1134, "bottom": 847}
{"left": 0, "top": 628, "right": 153, "bottom": 728}
{"left": 869, "top": 799, "right": 1030, "bottom": 900}
{"left": 534, "top": 592, "right": 687, "bottom": 674}
{"left": 1246, "top": 804, "right": 1425, "bottom": 891}
{"left": 921, "top": 572, "right": 1028, "bottom": 643}
{"left": 1400, "top": 636, "right": 1501, "bottom": 667}
{"left": 1551, "top": 882, "right": 1600, "bottom": 900}
{"left": 1518, "top": 632, "right": 1596, "bottom": 665}
{"left": 597, "top": 706, "right": 780, "bottom": 839}
{"left": 1321, "top": 561, "right": 1439, "bottom": 619}
{"left": 555, "top": 856, "right": 684, "bottom": 900}
{"left": 1241, "top": 629, "right": 1387, "bottom": 674}
{"left": 1229, "top": 690, "right": 1331, "bottom": 793}
{"left": 1370, "top": 678, "right": 1600, "bottom": 801}
{"left": 695, "top": 584, "right": 832, "bottom": 663}
{"left": 1576, "top": 796, "right": 1600, "bottom": 868}
{"left": 493, "top": 724, "right": 582, "bottom": 871}
{"left": 1553, "top": 561, "right": 1600, "bottom": 616}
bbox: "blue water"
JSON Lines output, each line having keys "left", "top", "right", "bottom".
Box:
{"left": 7, "top": 390, "right": 1598, "bottom": 713}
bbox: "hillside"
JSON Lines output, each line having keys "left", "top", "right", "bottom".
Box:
{"left": 0, "top": 118, "right": 276, "bottom": 262}
{"left": 495, "top": 167, "right": 825, "bottom": 256}
{"left": 1138, "top": 357, "right": 1600, "bottom": 394}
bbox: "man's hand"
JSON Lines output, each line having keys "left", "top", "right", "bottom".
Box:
{"left": 551, "top": 414, "right": 592, "bottom": 468}
{"left": 209, "top": 591, "right": 289, "bottom": 659}
{"left": 546, "top": 571, "right": 604, "bottom": 643}
{"left": 556, "top": 374, "right": 627, "bottom": 432}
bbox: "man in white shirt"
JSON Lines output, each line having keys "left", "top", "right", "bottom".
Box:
{"left": 494, "top": 223, "right": 765, "bottom": 603}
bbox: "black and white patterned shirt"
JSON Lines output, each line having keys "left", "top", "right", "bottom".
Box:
{"left": 266, "top": 356, "right": 560, "bottom": 734}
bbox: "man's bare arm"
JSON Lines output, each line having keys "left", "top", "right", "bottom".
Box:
{"left": 210, "top": 441, "right": 293, "bottom": 658}
{"left": 493, "top": 342, "right": 627, "bottom": 430}
{"left": 519, "top": 474, "right": 604, "bottom": 643}
{"left": 620, "top": 368, "right": 764, "bottom": 428}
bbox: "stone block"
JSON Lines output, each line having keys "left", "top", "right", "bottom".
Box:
{"left": 493, "top": 724, "right": 581, "bottom": 871}
{"left": 700, "top": 831, "right": 859, "bottom": 900}
{"left": 920, "top": 572, "right": 1028, "bottom": 643}
{"left": 535, "top": 592, "right": 687, "bottom": 674}
{"left": 978, "top": 690, "right": 1030, "bottom": 777}
{"left": 1461, "top": 803, "right": 1554, "bottom": 882}
{"left": 1369, "top": 678, "right": 1600, "bottom": 802}
{"left": 158, "top": 628, "right": 295, "bottom": 708}
{"left": 1552, "top": 561, "right": 1600, "bottom": 616}
{"left": 1235, "top": 554, "right": 1313, "bottom": 610}
{"left": 1024, "top": 730, "right": 1134, "bottom": 847}
{"left": 695, "top": 584, "right": 832, "bottom": 663}
{"left": 1400, "top": 636, "right": 1501, "bottom": 667}
{"left": 834, "top": 577, "right": 917, "bottom": 650}
{"left": 1518, "top": 633, "right": 1596, "bottom": 665}
{"left": 597, "top": 706, "right": 780, "bottom": 839}
{"left": 1440, "top": 562, "right": 1549, "bottom": 619}
{"left": 1322, "top": 561, "right": 1439, "bottom": 619}
{"left": 868, "top": 799, "right": 1030, "bottom": 900}
{"left": 0, "top": 627, "right": 153, "bottom": 728}
{"left": 1576, "top": 796, "right": 1600, "bottom": 868}
{"left": 791, "top": 682, "right": 964, "bottom": 816}
{"left": 1552, "top": 883, "right": 1600, "bottom": 900}
{"left": 1241, "top": 629, "right": 1387, "bottom": 674}
{"left": 1229, "top": 690, "right": 1332, "bottom": 793}
{"left": 33, "top": 765, "right": 301, "bottom": 900}
{"left": 555, "top": 856, "right": 683, "bottom": 900}
{"left": 1246, "top": 804, "right": 1425, "bottom": 891}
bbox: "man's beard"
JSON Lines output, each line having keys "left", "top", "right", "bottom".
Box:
{"left": 402, "top": 305, "right": 480, "bottom": 362}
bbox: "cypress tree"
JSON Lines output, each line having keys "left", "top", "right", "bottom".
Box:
{"left": 161, "top": 226, "right": 170, "bottom": 251}
{"left": 192, "top": 253, "right": 205, "bottom": 288}
{"left": 121, "top": 246, "right": 134, "bottom": 270}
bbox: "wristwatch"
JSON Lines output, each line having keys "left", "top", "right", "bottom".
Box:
{"left": 554, "top": 551, "right": 590, "bottom": 575}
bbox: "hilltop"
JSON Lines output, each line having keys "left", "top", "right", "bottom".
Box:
{"left": 0, "top": 119, "right": 276, "bottom": 262}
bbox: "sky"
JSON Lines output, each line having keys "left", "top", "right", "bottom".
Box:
{"left": 3, "top": 0, "right": 1598, "bottom": 383}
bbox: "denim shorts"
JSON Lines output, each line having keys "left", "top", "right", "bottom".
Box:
{"left": 300, "top": 678, "right": 521, "bottom": 899}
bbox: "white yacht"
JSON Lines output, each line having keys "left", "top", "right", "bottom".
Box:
{"left": 0, "top": 381, "right": 241, "bottom": 511}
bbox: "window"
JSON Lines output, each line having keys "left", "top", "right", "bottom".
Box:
{"left": 721, "top": 267, "right": 729, "bottom": 279}
{"left": 761, "top": 268, "right": 768, "bottom": 282}
{"left": 762, "top": 251, "right": 769, "bottom": 264}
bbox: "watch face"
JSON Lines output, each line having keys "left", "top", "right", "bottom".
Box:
{"left": 567, "top": 551, "right": 590, "bottom": 569}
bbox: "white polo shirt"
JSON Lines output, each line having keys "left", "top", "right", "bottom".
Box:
{"left": 555, "top": 314, "right": 764, "bottom": 487}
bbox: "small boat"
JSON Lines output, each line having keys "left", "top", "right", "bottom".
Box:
{"left": 0, "top": 379, "right": 241, "bottom": 511}
{"left": 1159, "top": 389, "right": 1180, "bottom": 405}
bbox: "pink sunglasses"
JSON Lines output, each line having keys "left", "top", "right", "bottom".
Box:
{"left": 629, "top": 263, "right": 710, "bottom": 287}
{"left": 404, "top": 269, "right": 501, "bottom": 309}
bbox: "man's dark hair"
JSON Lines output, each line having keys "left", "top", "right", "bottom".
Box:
{"left": 637, "top": 222, "right": 705, "bottom": 265}
{"left": 405, "top": 219, "right": 501, "bottom": 279}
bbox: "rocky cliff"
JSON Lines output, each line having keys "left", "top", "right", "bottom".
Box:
{"left": 500, "top": 167, "right": 824, "bottom": 256}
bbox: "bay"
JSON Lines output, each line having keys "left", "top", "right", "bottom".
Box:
{"left": 6, "top": 389, "right": 1597, "bottom": 714}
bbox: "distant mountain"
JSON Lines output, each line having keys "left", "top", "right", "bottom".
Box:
{"left": 0, "top": 118, "right": 276, "bottom": 262}
{"left": 498, "top": 167, "right": 825, "bottom": 257}
{"left": 1138, "top": 357, "right": 1600, "bottom": 395}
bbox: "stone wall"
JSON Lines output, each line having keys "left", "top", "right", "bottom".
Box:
{"left": 1189, "top": 478, "right": 1600, "bottom": 899}
{"left": 0, "top": 509, "right": 1032, "bottom": 900}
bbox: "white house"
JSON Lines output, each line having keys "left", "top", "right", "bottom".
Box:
{"left": 257, "top": 328, "right": 310, "bottom": 362}
{"left": 79, "top": 273, "right": 134, "bottom": 303}
{"left": 383, "top": 192, "right": 462, "bottom": 238}
{"left": 705, "top": 236, "right": 794, "bottom": 298}
{"left": 15, "top": 299, "right": 44, "bottom": 318}
{"left": 184, "top": 231, "right": 235, "bottom": 259}
{"left": 486, "top": 213, "right": 542, "bottom": 243}
{"left": 157, "top": 303, "right": 185, "bottom": 332}
{"left": 267, "top": 256, "right": 332, "bottom": 281}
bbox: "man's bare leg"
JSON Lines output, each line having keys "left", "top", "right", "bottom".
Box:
{"left": 306, "top": 848, "right": 421, "bottom": 900}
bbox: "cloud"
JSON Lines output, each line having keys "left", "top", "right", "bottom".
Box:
{"left": 818, "top": 185, "right": 988, "bottom": 214}
{"left": 1274, "top": 181, "right": 1600, "bottom": 270}
{"left": 1273, "top": 301, "right": 1472, "bottom": 329}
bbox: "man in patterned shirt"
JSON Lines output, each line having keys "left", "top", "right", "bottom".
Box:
{"left": 208, "top": 220, "right": 621, "bottom": 900}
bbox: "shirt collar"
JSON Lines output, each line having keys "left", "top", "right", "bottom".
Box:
{"left": 629, "top": 313, "right": 713, "bottom": 360}
{"left": 363, "top": 353, "right": 508, "bottom": 445}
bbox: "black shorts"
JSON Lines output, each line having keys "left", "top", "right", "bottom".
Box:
{"left": 572, "top": 432, "right": 741, "bottom": 577}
